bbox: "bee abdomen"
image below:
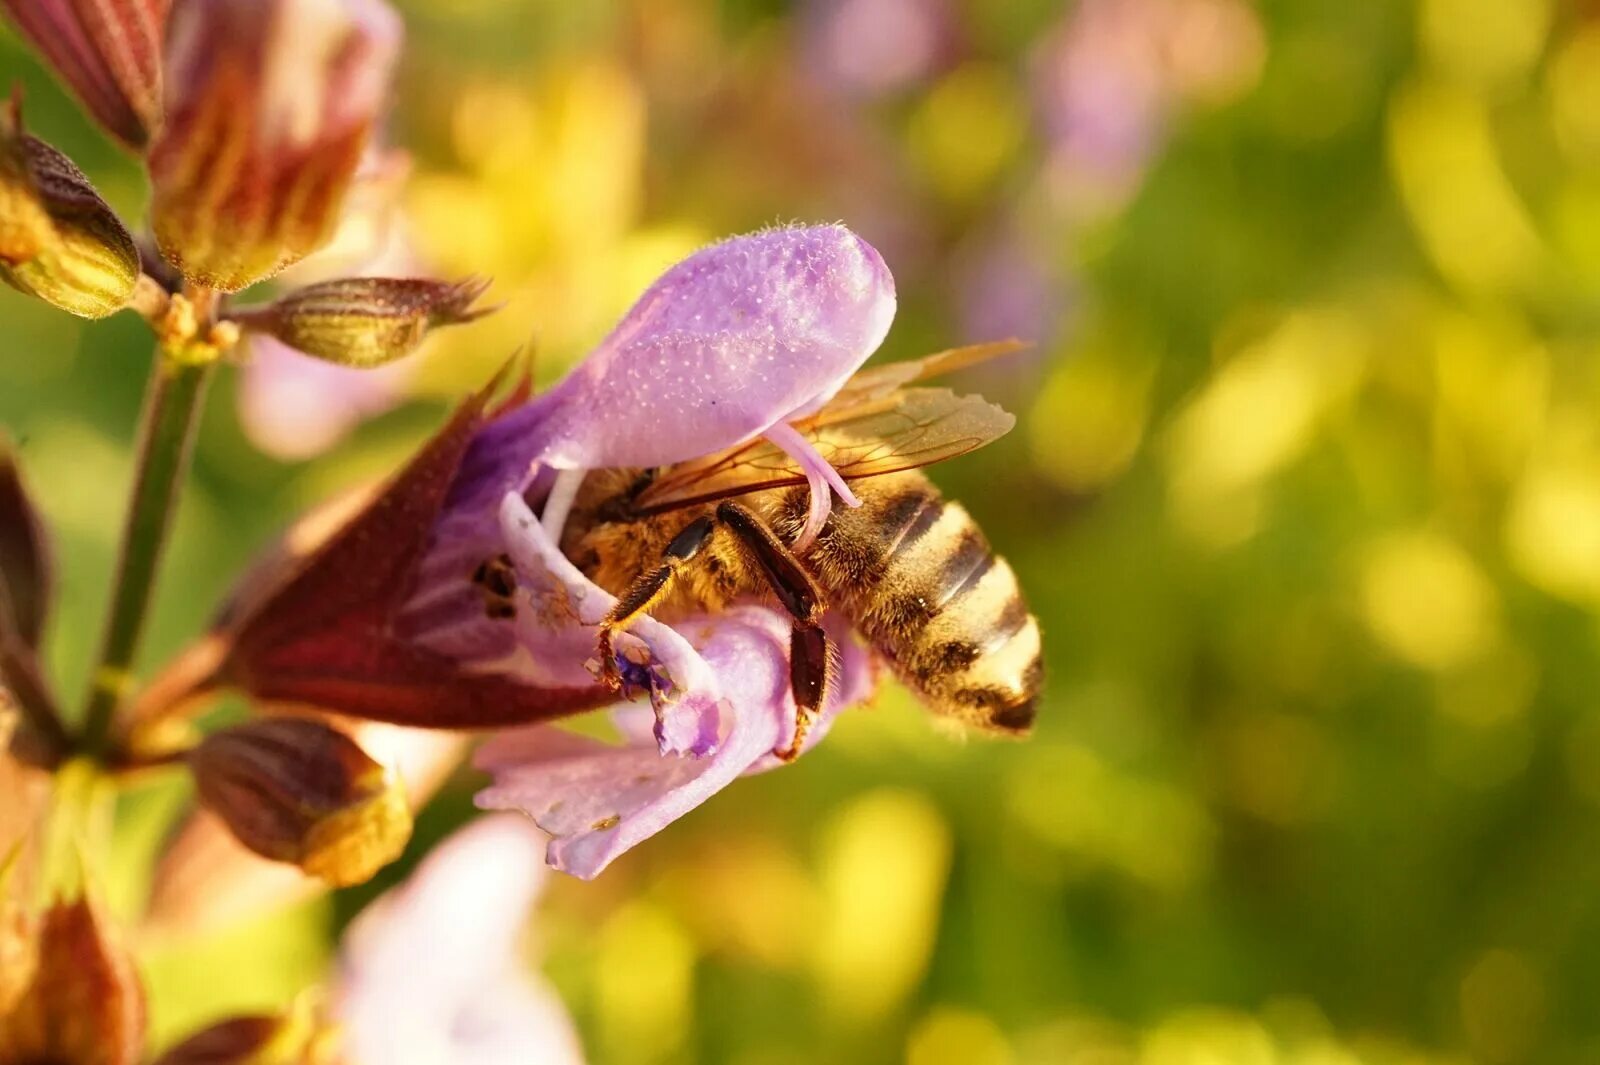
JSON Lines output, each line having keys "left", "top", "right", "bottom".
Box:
{"left": 832, "top": 486, "right": 1042, "bottom": 733}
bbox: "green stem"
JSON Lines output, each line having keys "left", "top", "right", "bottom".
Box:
{"left": 78, "top": 350, "right": 213, "bottom": 756}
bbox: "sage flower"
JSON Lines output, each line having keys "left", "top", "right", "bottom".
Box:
{"left": 199, "top": 226, "right": 1001, "bottom": 878}
{"left": 148, "top": 0, "right": 402, "bottom": 291}
{"left": 0, "top": 895, "right": 146, "bottom": 1065}
{"left": 482, "top": 223, "right": 896, "bottom": 548}
{"left": 333, "top": 814, "right": 585, "bottom": 1064}
{"left": 0, "top": 0, "right": 166, "bottom": 149}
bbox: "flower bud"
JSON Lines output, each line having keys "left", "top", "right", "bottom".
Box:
{"left": 188, "top": 717, "right": 412, "bottom": 887}
{"left": 0, "top": 845, "right": 35, "bottom": 1016}
{"left": 239, "top": 276, "right": 493, "bottom": 368}
{"left": 0, "top": 895, "right": 146, "bottom": 1065}
{"left": 0, "top": 0, "right": 166, "bottom": 149}
{"left": 153, "top": 1001, "right": 339, "bottom": 1065}
{"left": 0, "top": 99, "right": 140, "bottom": 318}
{"left": 149, "top": 0, "right": 402, "bottom": 292}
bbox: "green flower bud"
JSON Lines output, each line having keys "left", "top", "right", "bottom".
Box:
{"left": 0, "top": 99, "right": 140, "bottom": 319}
{"left": 188, "top": 717, "right": 412, "bottom": 887}
{"left": 239, "top": 276, "right": 494, "bottom": 368}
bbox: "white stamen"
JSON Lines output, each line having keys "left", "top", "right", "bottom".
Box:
{"left": 540, "top": 468, "right": 587, "bottom": 545}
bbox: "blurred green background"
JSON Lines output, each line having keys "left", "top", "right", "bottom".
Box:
{"left": 7, "top": 0, "right": 1600, "bottom": 1062}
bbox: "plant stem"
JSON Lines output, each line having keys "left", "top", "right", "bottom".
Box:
{"left": 78, "top": 350, "right": 213, "bottom": 756}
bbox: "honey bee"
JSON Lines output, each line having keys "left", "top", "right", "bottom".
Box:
{"left": 546, "top": 340, "right": 1044, "bottom": 760}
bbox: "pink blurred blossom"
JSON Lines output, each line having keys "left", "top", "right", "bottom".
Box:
{"left": 799, "top": 0, "right": 958, "bottom": 98}
{"left": 237, "top": 151, "right": 421, "bottom": 461}
{"left": 333, "top": 814, "right": 584, "bottom": 1065}
{"left": 1033, "top": 0, "right": 1264, "bottom": 219}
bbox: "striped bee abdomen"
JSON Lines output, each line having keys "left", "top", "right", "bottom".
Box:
{"left": 789, "top": 472, "right": 1043, "bottom": 733}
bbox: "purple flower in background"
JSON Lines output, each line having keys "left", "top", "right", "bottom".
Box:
{"left": 333, "top": 814, "right": 585, "bottom": 1064}
{"left": 239, "top": 338, "right": 412, "bottom": 459}
{"left": 1032, "top": 0, "right": 1264, "bottom": 219}
{"left": 237, "top": 151, "right": 421, "bottom": 459}
{"left": 799, "top": 0, "right": 957, "bottom": 99}
{"left": 954, "top": 224, "right": 1064, "bottom": 351}
{"left": 1033, "top": 0, "right": 1169, "bottom": 216}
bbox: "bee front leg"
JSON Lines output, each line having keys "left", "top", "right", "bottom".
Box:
{"left": 715, "top": 502, "right": 835, "bottom": 761}
{"left": 595, "top": 515, "right": 715, "bottom": 690}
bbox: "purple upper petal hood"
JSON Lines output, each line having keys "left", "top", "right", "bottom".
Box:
{"left": 497, "top": 224, "right": 896, "bottom": 473}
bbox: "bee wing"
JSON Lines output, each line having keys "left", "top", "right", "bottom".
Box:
{"left": 827, "top": 338, "right": 1029, "bottom": 407}
{"left": 633, "top": 386, "right": 1016, "bottom": 514}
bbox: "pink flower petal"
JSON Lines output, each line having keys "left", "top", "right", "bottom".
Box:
{"left": 475, "top": 608, "right": 879, "bottom": 879}
{"left": 238, "top": 336, "right": 410, "bottom": 460}
{"left": 494, "top": 224, "right": 896, "bottom": 478}
{"left": 495, "top": 492, "right": 722, "bottom": 756}
{"left": 334, "top": 814, "right": 583, "bottom": 1065}
{"left": 474, "top": 610, "right": 794, "bottom": 879}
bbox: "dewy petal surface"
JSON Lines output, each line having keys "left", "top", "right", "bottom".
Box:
{"left": 334, "top": 814, "right": 583, "bottom": 1065}
{"left": 475, "top": 608, "right": 877, "bottom": 879}
{"left": 479, "top": 224, "right": 896, "bottom": 493}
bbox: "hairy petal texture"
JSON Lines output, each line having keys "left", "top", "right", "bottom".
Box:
{"left": 148, "top": 0, "right": 402, "bottom": 291}
{"left": 0, "top": 0, "right": 167, "bottom": 148}
{"left": 472, "top": 224, "right": 896, "bottom": 500}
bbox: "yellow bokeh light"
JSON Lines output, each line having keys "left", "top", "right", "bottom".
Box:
{"left": 1549, "top": 25, "right": 1600, "bottom": 163}
{"left": 1458, "top": 950, "right": 1545, "bottom": 1065}
{"left": 1007, "top": 746, "right": 1213, "bottom": 891}
{"left": 1165, "top": 310, "right": 1365, "bottom": 543}
{"left": 595, "top": 901, "right": 696, "bottom": 1064}
{"left": 809, "top": 789, "right": 952, "bottom": 1025}
{"left": 1387, "top": 80, "right": 1544, "bottom": 295}
{"left": 1418, "top": 0, "right": 1550, "bottom": 90}
{"left": 906, "top": 63, "right": 1027, "bottom": 203}
{"left": 1359, "top": 531, "right": 1500, "bottom": 672}
{"left": 1428, "top": 307, "right": 1549, "bottom": 483}
{"left": 1031, "top": 342, "right": 1155, "bottom": 493}
{"left": 1505, "top": 442, "right": 1600, "bottom": 605}
{"left": 907, "top": 1008, "right": 1014, "bottom": 1065}
{"left": 1141, "top": 1010, "right": 1276, "bottom": 1065}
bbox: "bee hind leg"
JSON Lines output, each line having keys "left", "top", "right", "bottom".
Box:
{"left": 595, "top": 515, "right": 715, "bottom": 689}
{"left": 714, "top": 502, "right": 834, "bottom": 761}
